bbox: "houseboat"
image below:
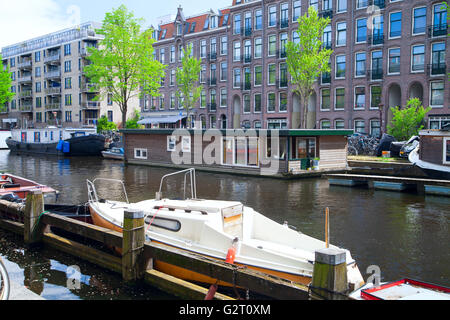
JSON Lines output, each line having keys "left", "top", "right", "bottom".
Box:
{"left": 408, "top": 129, "right": 450, "bottom": 180}
{"left": 6, "top": 127, "right": 106, "bottom": 156}
{"left": 120, "top": 129, "right": 354, "bottom": 178}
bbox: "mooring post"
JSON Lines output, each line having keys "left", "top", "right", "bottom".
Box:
{"left": 310, "top": 248, "right": 348, "bottom": 300}
{"left": 122, "top": 209, "right": 146, "bottom": 282}
{"left": 24, "top": 189, "right": 45, "bottom": 245}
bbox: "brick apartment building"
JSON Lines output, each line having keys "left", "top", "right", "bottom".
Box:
{"left": 142, "top": 0, "right": 449, "bottom": 136}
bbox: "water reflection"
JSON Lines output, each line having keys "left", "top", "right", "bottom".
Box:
{"left": 0, "top": 150, "right": 449, "bottom": 296}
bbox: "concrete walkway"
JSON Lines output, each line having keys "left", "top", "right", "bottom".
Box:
{"left": 8, "top": 280, "right": 45, "bottom": 300}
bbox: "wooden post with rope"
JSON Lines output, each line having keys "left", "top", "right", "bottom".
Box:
{"left": 24, "top": 189, "right": 45, "bottom": 245}
{"left": 122, "top": 209, "right": 146, "bottom": 282}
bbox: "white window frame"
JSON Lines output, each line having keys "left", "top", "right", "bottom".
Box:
{"left": 134, "top": 148, "right": 148, "bottom": 160}
{"left": 167, "top": 136, "right": 177, "bottom": 152}
{"left": 320, "top": 88, "right": 331, "bottom": 111}
{"left": 388, "top": 47, "right": 401, "bottom": 75}
{"left": 388, "top": 11, "right": 402, "bottom": 40}
{"left": 355, "top": 51, "right": 366, "bottom": 78}
{"left": 267, "top": 92, "right": 276, "bottom": 113}
{"left": 412, "top": 6, "right": 427, "bottom": 36}
{"left": 429, "top": 81, "right": 445, "bottom": 108}
{"left": 411, "top": 44, "right": 425, "bottom": 73}
{"left": 334, "top": 87, "right": 345, "bottom": 111}
{"left": 336, "top": 21, "right": 347, "bottom": 47}
{"left": 354, "top": 86, "right": 366, "bottom": 110}
{"left": 335, "top": 54, "right": 346, "bottom": 79}
{"left": 443, "top": 137, "right": 450, "bottom": 164}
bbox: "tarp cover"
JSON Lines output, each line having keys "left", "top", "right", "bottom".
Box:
{"left": 137, "top": 115, "right": 186, "bottom": 125}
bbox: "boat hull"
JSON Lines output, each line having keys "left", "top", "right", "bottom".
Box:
{"left": 6, "top": 135, "right": 105, "bottom": 156}
{"left": 89, "top": 204, "right": 313, "bottom": 287}
{"left": 409, "top": 147, "right": 450, "bottom": 180}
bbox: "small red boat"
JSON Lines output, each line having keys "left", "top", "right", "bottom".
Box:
{"left": 358, "top": 279, "right": 450, "bottom": 300}
{"left": 0, "top": 173, "right": 57, "bottom": 200}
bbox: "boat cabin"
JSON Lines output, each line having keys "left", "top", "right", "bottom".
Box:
{"left": 10, "top": 127, "right": 98, "bottom": 144}
{"left": 121, "top": 129, "right": 353, "bottom": 177}
{"left": 418, "top": 129, "right": 450, "bottom": 168}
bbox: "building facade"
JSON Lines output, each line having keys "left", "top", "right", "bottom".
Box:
{"left": 144, "top": 0, "right": 449, "bottom": 136}
{"left": 1, "top": 22, "right": 135, "bottom": 129}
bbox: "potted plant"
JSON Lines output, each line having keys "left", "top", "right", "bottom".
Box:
{"left": 312, "top": 158, "right": 320, "bottom": 170}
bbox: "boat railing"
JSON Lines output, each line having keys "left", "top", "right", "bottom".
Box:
{"left": 87, "top": 178, "right": 129, "bottom": 204}
{"left": 157, "top": 168, "right": 197, "bottom": 201}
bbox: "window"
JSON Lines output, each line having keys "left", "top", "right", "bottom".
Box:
{"left": 170, "top": 92, "right": 176, "bottom": 109}
{"left": 210, "top": 115, "right": 217, "bottom": 129}
{"left": 220, "top": 62, "right": 227, "bottom": 81}
{"left": 430, "top": 81, "right": 444, "bottom": 106}
{"left": 134, "top": 148, "right": 148, "bottom": 160}
{"left": 220, "top": 88, "right": 227, "bottom": 107}
{"left": 280, "top": 63, "right": 288, "bottom": 87}
{"left": 411, "top": 45, "right": 425, "bottom": 72}
{"left": 335, "top": 88, "right": 345, "bottom": 110}
{"left": 210, "top": 38, "right": 217, "bottom": 58}
{"left": 431, "top": 42, "right": 446, "bottom": 75}
{"left": 444, "top": 138, "right": 450, "bottom": 164}
{"left": 355, "top": 87, "right": 366, "bottom": 109}
{"left": 268, "top": 6, "right": 277, "bottom": 27}
{"left": 388, "top": 48, "right": 401, "bottom": 74}
{"left": 389, "top": 12, "right": 402, "bottom": 38}
{"left": 293, "top": 0, "right": 301, "bottom": 22}
{"left": 254, "top": 38, "right": 262, "bottom": 58}
{"left": 64, "top": 61, "right": 71, "bottom": 73}
{"left": 356, "top": 0, "right": 368, "bottom": 9}
{"left": 370, "top": 86, "right": 382, "bottom": 109}
{"left": 370, "top": 120, "right": 381, "bottom": 138}
{"left": 355, "top": 52, "right": 366, "bottom": 77}
{"left": 170, "top": 46, "right": 175, "bottom": 63}
{"left": 268, "top": 119, "right": 288, "bottom": 129}
{"left": 429, "top": 116, "right": 450, "bottom": 130}
{"left": 293, "top": 31, "right": 300, "bottom": 45}
{"left": 170, "top": 69, "right": 176, "bottom": 86}
{"left": 244, "top": 12, "right": 252, "bottom": 34}
{"left": 244, "top": 40, "right": 252, "bottom": 63}
{"left": 254, "top": 93, "right": 262, "bottom": 113}
{"left": 371, "top": 51, "right": 383, "bottom": 80}
{"left": 268, "top": 64, "right": 276, "bottom": 85}
{"left": 233, "top": 42, "right": 241, "bottom": 61}
{"left": 279, "top": 92, "right": 287, "bottom": 112}
{"left": 323, "top": 25, "right": 332, "bottom": 48}
{"left": 337, "top": 0, "right": 347, "bottom": 13}
{"left": 65, "top": 111, "right": 72, "bottom": 123}
{"left": 254, "top": 66, "right": 262, "bottom": 86}
{"left": 35, "top": 51, "right": 41, "bottom": 62}
{"left": 221, "top": 36, "right": 228, "bottom": 55}
{"left": 336, "top": 22, "right": 347, "bottom": 46}
{"left": 167, "top": 136, "right": 177, "bottom": 152}
{"left": 309, "top": 0, "right": 318, "bottom": 11}
{"left": 432, "top": 3, "right": 447, "bottom": 37}
{"left": 294, "top": 138, "right": 316, "bottom": 159}
{"left": 321, "top": 88, "right": 331, "bottom": 111}
{"left": 321, "top": 120, "right": 331, "bottom": 129}
{"left": 233, "top": 69, "right": 241, "bottom": 88}
{"left": 335, "top": 55, "right": 346, "bottom": 78}
{"left": 35, "top": 67, "right": 41, "bottom": 77}
{"left": 280, "top": 3, "right": 289, "bottom": 28}
{"left": 335, "top": 119, "right": 345, "bottom": 129}
{"left": 65, "top": 77, "right": 72, "bottom": 89}
{"left": 234, "top": 14, "right": 241, "bottom": 34}
{"left": 200, "top": 90, "right": 206, "bottom": 108}
{"left": 64, "top": 44, "right": 71, "bottom": 56}
{"left": 200, "top": 66, "right": 206, "bottom": 83}
{"left": 280, "top": 33, "right": 288, "bottom": 58}
{"left": 36, "top": 82, "right": 41, "bottom": 93}
{"left": 243, "top": 94, "right": 251, "bottom": 113}
{"left": 267, "top": 93, "right": 276, "bottom": 112}
{"left": 372, "top": 15, "right": 384, "bottom": 44}
{"left": 200, "top": 40, "right": 207, "bottom": 58}
{"left": 356, "top": 18, "right": 367, "bottom": 43}
{"left": 354, "top": 120, "right": 365, "bottom": 134}
{"left": 413, "top": 7, "right": 427, "bottom": 35}
{"left": 65, "top": 94, "right": 72, "bottom": 106}
{"left": 255, "top": 9, "right": 263, "bottom": 30}
{"left": 268, "top": 35, "right": 277, "bottom": 56}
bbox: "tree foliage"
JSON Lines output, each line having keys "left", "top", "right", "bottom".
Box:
{"left": 125, "top": 109, "right": 143, "bottom": 129}
{"left": 0, "top": 54, "right": 15, "bottom": 112}
{"left": 97, "top": 115, "right": 118, "bottom": 133}
{"left": 176, "top": 45, "right": 202, "bottom": 128}
{"left": 387, "top": 98, "right": 431, "bottom": 141}
{"left": 84, "top": 5, "right": 165, "bottom": 127}
{"left": 286, "top": 6, "right": 332, "bottom": 129}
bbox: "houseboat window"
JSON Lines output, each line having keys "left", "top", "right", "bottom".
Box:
{"left": 134, "top": 148, "right": 148, "bottom": 160}
{"left": 445, "top": 138, "right": 450, "bottom": 164}
{"left": 248, "top": 137, "right": 259, "bottom": 166}
{"left": 266, "top": 136, "right": 286, "bottom": 160}
{"left": 235, "top": 137, "right": 247, "bottom": 166}
{"left": 223, "top": 137, "right": 234, "bottom": 165}
{"left": 295, "top": 138, "right": 316, "bottom": 159}
{"left": 181, "top": 136, "right": 191, "bottom": 153}
{"left": 21, "top": 132, "right": 27, "bottom": 142}
{"left": 50, "top": 131, "right": 54, "bottom": 141}
{"left": 145, "top": 216, "right": 181, "bottom": 232}
{"left": 167, "top": 136, "right": 177, "bottom": 152}
{"left": 34, "top": 132, "right": 40, "bottom": 143}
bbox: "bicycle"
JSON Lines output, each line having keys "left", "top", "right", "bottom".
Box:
{"left": 0, "top": 256, "right": 10, "bottom": 300}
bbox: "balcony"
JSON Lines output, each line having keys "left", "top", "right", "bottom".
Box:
{"left": 367, "top": 69, "right": 384, "bottom": 81}
{"left": 369, "top": 0, "right": 385, "bottom": 9}
{"left": 368, "top": 34, "right": 384, "bottom": 45}
{"left": 18, "top": 75, "right": 32, "bottom": 83}
{"left": 244, "top": 54, "right": 252, "bottom": 64}
{"left": 45, "top": 103, "right": 62, "bottom": 111}
{"left": 20, "top": 104, "right": 33, "bottom": 112}
{"left": 243, "top": 27, "right": 252, "bottom": 37}
{"left": 319, "top": 9, "right": 333, "bottom": 20}
{"left": 81, "top": 101, "right": 101, "bottom": 109}
{"left": 17, "top": 60, "right": 32, "bottom": 69}
{"left": 81, "top": 83, "right": 98, "bottom": 92}
{"left": 428, "top": 24, "right": 448, "bottom": 38}
{"left": 279, "top": 19, "right": 289, "bottom": 29}
{"left": 19, "top": 90, "right": 33, "bottom": 99}
{"left": 428, "top": 63, "right": 447, "bottom": 76}
{"left": 45, "top": 87, "right": 62, "bottom": 95}
{"left": 44, "top": 53, "right": 61, "bottom": 64}
{"left": 44, "top": 70, "right": 61, "bottom": 79}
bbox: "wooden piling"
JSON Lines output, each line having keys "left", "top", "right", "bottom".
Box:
{"left": 310, "top": 248, "right": 349, "bottom": 300}
{"left": 122, "top": 210, "right": 146, "bottom": 282}
{"left": 23, "top": 190, "right": 45, "bottom": 245}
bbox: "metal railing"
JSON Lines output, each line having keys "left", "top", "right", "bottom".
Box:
{"left": 44, "top": 70, "right": 61, "bottom": 79}
{"left": 157, "top": 168, "right": 197, "bottom": 201}
{"left": 18, "top": 75, "right": 32, "bottom": 83}
{"left": 45, "top": 87, "right": 61, "bottom": 95}
{"left": 87, "top": 178, "right": 130, "bottom": 205}
{"left": 428, "top": 24, "right": 448, "bottom": 37}
{"left": 44, "top": 53, "right": 61, "bottom": 64}
{"left": 427, "top": 63, "right": 447, "bottom": 76}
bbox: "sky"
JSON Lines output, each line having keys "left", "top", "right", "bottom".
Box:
{"left": 0, "top": 0, "right": 232, "bottom": 49}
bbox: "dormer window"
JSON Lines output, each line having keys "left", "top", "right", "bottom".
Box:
{"left": 161, "top": 29, "right": 167, "bottom": 39}
{"left": 190, "top": 22, "right": 197, "bottom": 33}
{"left": 211, "top": 16, "right": 218, "bottom": 29}
{"left": 203, "top": 18, "right": 210, "bottom": 30}
{"left": 176, "top": 22, "right": 183, "bottom": 36}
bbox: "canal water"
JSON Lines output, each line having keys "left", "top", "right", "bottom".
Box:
{"left": 0, "top": 150, "right": 448, "bottom": 299}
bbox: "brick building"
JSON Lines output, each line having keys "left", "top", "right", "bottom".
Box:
{"left": 142, "top": 0, "right": 449, "bottom": 135}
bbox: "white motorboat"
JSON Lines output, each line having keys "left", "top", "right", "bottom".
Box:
{"left": 86, "top": 169, "right": 365, "bottom": 289}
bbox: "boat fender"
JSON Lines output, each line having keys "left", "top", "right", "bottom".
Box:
{"left": 204, "top": 284, "right": 218, "bottom": 301}
{"left": 225, "top": 237, "right": 239, "bottom": 264}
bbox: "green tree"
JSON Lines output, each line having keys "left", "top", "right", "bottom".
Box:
{"left": 0, "top": 55, "right": 15, "bottom": 112}
{"left": 97, "top": 115, "right": 118, "bottom": 133}
{"left": 286, "top": 6, "right": 332, "bottom": 129}
{"left": 176, "top": 45, "right": 202, "bottom": 129}
{"left": 387, "top": 98, "right": 431, "bottom": 141}
{"left": 84, "top": 5, "right": 165, "bottom": 127}
{"left": 125, "top": 109, "right": 143, "bottom": 129}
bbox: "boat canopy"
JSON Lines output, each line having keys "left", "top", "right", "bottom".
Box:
{"left": 138, "top": 115, "right": 186, "bottom": 125}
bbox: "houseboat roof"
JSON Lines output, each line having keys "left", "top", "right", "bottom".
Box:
{"left": 419, "top": 130, "right": 450, "bottom": 137}
{"left": 120, "top": 129, "right": 354, "bottom": 137}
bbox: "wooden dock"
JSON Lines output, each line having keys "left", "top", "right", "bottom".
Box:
{"left": 0, "top": 191, "right": 349, "bottom": 301}
{"left": 324, "top": 174, "right": 450, "bottom": 196}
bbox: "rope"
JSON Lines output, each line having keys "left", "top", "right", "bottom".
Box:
{"left": 145, "top": 206, "right": 164, "bottom": 232}
{"left": 31, "top": 211, "right": 49, "bottom": 235}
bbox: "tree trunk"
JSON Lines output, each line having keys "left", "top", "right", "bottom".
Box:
{"left": 301, "top": 94, "right": 308, "bottom": 129}
{"left": 122, "top": 102, "right": 128, "bottom": 129}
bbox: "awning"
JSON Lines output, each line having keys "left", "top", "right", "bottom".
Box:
{"left": 138, "top": 115, "right": 186, "bottom": 125}
{"left": 2, "top": 119, "right": 17, "bottom": 123}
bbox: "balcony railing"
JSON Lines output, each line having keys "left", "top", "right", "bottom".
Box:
{"left": 18, "top": 75, "right": 32, "bottom": 83}
{"left": 278, "top": 49, "right": 287, "bottom": 59}
{"left": 45, "top": 87, "right": 61, "bottom": 95}
{"left": 44, "top": 53, "right": 61, "bottom": 64}
{"left": 17, "top": 60, "right": 32, "bottom": 69}
{"left": 244, "top": 54, "right": 252, "bottom": 63}
{"left": 44, "top": 70, "right": 61, "bottom": 79}
{"left": 20, "top": 104, "right": 33, "bottom": 112}
{"left": 241, "top": 82, "right": 251, "bottom": 91}
{"left": 428, "top": 24, "right": 448, "bottom": 38}
{"left": 243, "top": 27, "right": 252, "bottom": 37}
{"left": 367, "top": 69, "right": 384, "bottom": 81}
{"left": 208, "top": 52, "right": 217, "bottom": 61}
{"left": 428, "top": 63, "right": 447, "bottom": 76}
{"left": 45, "top": 103, "right": 62, "bottom": 111}
{"left": 278, "top": 79, "right": 288, "bottom": 88}
{"left": 81, "top": 83, "right": 98, "bottom": 92}
{"left": 207, "top": 103, "right": 217, "bottom": 112}
{"left": 208, "top": 78, "right": 217, "bottom": 86}
{"left": 319, "top": 9, "right": 333, "bottom": 19}
{"left": 368, "top": 34, "right": 384, "bottom": 45}
{"left": 322, "top": 42, "right": 332, "bottom": 50}
{"left": 279, "top": 19, "right": 289, "bottom": 29}
{"left": 19, "top": 90, "right": 33, "bottom": 98}
{"left": 369, "top": 0, "right": 385, "bottom": 9}
{"left": 321, "top": 73, "right": 331, "bottom": 84}
{"left": 81, "top": 101, "right": 101, "bottom": 109}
